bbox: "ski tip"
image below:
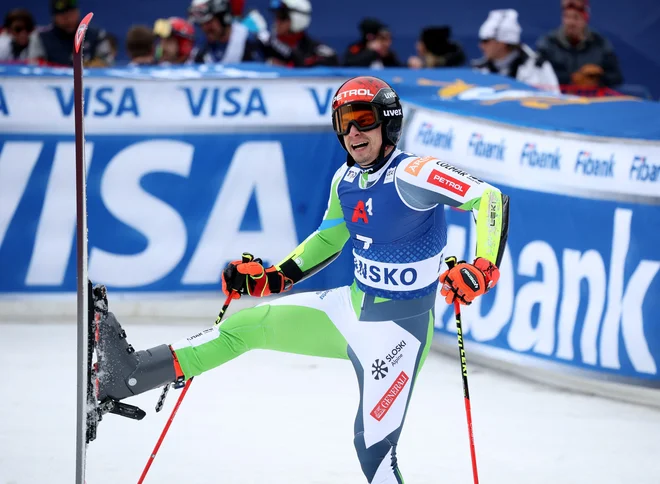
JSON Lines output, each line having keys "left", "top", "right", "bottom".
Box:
{"left": 74, "top": 12, "right": 94, "bottom": 54}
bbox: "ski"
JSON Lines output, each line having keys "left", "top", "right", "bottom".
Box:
{"left": 74, "top": 11, "right": 95, "bottom": 484}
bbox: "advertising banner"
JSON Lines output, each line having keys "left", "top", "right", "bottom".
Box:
{"left": 403, "top": 108, "right": 660, "bottom": 200}
{"left": 0, "top": 132, "right": 351, "bottom": 293}
{"left": 1, "top": 65, "right": 659, "bottom": 387}
{"left": 0, "top": 77, "right": 343, "bottom": 133}
{"left": 434, "top": 186, "right": 659, "bottom": 385}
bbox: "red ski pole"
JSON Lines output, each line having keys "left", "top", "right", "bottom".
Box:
{"left": 445, "top": 256, "right": 479, "bottom": 484}
{"left": 137, "top": 292, "right": 235, "bottom": 484}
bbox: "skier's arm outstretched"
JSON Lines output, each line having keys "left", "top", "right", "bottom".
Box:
{"left": 396, "top": 156, "right": 510, "bottom": 305}
{"left": 221, "top": 166, "right": 350, "bottom": 298}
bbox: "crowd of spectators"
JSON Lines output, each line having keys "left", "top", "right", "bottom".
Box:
{"left": 0, "top": 0, "right": 628, "bottom": 96}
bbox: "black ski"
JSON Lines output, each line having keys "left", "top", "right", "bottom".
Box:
{"left": 74, "top": 12, "right": 95, "bottom": 484}
{"left": 74, "top": 16, "right": 145, "bottom": 480}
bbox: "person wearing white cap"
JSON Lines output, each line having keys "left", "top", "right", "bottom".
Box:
{"left": 473, "top": 9, "right": 560, "bottom": 93}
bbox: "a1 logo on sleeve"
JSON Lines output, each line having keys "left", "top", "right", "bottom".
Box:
{"left": 426, "top": 169, "right": 470, "bottom": 196}
{"left": 404, "top": 156, "right": 434, "bottom": 176}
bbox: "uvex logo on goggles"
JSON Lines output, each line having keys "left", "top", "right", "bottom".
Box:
{"left": 334, "top": 103, "right": 381, "bottom": 135}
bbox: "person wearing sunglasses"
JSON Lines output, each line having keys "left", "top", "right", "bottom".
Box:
{"left": 92, "top": 76, "right": 509, "bottom": 483}
{"left": 188, "top": 0, "right": 266, "bottom": 64}
{"left": 26, "top": 0, "right": 113, "bottom": 67}
{"left": 472, "top": 9, "right": 560, "bottom": 93}
{"left": 0, "top": 9, "right": 35, "bottom": 63}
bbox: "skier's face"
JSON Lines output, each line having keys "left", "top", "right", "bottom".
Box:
{"left": 344, "top": 124, "right": 384, "bottom": 168}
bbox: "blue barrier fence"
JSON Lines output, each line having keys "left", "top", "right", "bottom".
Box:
{"left": 1, "top": 65, "right": 658, "bottom": 387}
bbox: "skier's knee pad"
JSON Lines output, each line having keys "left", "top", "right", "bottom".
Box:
{"left": 353, "top": 431, "right": 397, "bottom": 482}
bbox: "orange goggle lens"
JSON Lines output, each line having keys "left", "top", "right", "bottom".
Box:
{"left": 333, "top": 103, "right": 381, "bottom": 135}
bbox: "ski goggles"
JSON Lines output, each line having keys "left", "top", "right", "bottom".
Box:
{"left": 333, "top": 102, "right": 382, "bottom": 136}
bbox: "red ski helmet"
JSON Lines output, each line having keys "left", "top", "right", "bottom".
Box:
{"left": 154, "top": 17, "right": 195, "bottom": 59}
{"left": 331, "top": 76, "right": 403, "bottom": 158}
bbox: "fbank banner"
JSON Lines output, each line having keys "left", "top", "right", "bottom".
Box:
{"left": 404, "top": 108, "right": 660, "bottom": 199}
{"left": 434, "top": 185, "right": 660, "bottom": 385}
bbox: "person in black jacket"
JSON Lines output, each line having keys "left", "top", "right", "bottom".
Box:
{"left": 536, "top": 0, "right": 623, "bottom": 88}
{"left": 189, "top": 0, "right": 266, "bottom": 64}
{"left": 260, "top": 0, "right": 338, "bottom": 67}
{"left": 343, "top": 18, "right": 401, "bottom": 68}
{"left": 26, "top": 0, "right": 113, "bottom": 66}
{"left": 407, "top": 26, "right": 465, "bottom": 69}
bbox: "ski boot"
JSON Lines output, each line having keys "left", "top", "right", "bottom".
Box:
{"left": 93, "top": 284, "right": 181, "bottom": 421}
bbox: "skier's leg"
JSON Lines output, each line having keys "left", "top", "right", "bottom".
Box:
{"left": 96, "top": 286, "right": 351, "bottom": 402}
{"left": 172, "top": 290, "right": 350, "bottom": 378}
{"left": 333, "top": 287, "right": 435, "bottom": 484}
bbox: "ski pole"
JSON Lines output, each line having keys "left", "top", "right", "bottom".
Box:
{"left": 445, "top": 256, "right": 480, "bottom": 484}
{"left": 137, "top": 292, "right": 235, "bottom": 484}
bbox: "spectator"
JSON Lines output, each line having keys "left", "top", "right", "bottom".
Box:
{"left": 536, "top": 0, "right": 623, "bottom": 89}
{"left": 0, "top": 9, "right": 36, "bottom": 63}
{"left": 262, "top": 0, "right": 338, "bottom": 67}
{"left": 153, "top": 17, "right": 195, "bottom": 65}
{"left": 407, "top": 26, "right": 465, "bottom": 69}
{"left": 87, "top": 30, "right": 117, "bottom": 66}
{"left": 189, "top": 0, "right": 265, "bottom": 64}
{"left": 27, "top": 0, "right": 113, "bottom": 66}
{"left": 473, "top": 9, "right": 560, "bottom": 93}
{"left": 126, "top": 25, "right": 156, "bottom": 66}
{"left": 344, "top": 18, "right": 400, "bottom": 67}
{"left": 105, "top": 32, "right": 118, "bottom": 65}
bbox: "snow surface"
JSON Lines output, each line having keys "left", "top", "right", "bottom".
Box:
{"left": 1, "top": 320, "right": 659, "bottom": 484}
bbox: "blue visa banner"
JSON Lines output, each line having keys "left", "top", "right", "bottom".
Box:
{"left": 4, "top": 65, "right": 660, "bottom": 140}
{"left": 0, "top": 132, "right": 353, "bottom": 293}
{"left": 435, "top": 183, "right": 660, "bottom": 384}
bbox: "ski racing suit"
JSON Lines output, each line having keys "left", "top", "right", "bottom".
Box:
{"left": 171, "top": 149, "right": 510, "bottom": 483}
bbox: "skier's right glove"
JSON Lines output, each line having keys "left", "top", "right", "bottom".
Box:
{"left": 222, "top": 253, "right": 293, "bottom": 299}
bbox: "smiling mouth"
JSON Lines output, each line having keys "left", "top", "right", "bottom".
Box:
{"left": 351, "top": 142, "right": 369, "bottom": 150}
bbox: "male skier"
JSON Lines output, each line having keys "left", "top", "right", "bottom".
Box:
{"left": 95, "top": 75, "right": 510, "bottom": 483}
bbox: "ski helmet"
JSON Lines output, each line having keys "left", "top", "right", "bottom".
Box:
{"left": 154, "top": 17, "right": 195, "bottom": 59}
{"left": 269, "top": 0, "right": 311, "bottom": 33}
{"left": 189, "top": 0, "right": 233, "bottom": 26}
{"left": 331, "top": 76, "right": 403, "bottom": 160}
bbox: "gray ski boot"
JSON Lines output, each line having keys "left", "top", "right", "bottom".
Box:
{"left": 93, "top": 284, "right": 179, "bottom": 420}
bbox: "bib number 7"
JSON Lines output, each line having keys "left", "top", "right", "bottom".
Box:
{"left": 356, "top": 234, "right": 373, "bottom": 249}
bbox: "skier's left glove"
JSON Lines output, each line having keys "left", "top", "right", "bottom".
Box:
{"left": 222, "top": 253, "right": 293, "bottom": 299}
{"left": 439, "top": 257, "right": 500, "bottom": 305}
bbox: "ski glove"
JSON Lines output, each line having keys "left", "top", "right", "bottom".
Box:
{"left": 222, "top": 253, "right": 293, "bottom": 299}
{"left": 439, "top": 256, "right": 500, "bottom": 306}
